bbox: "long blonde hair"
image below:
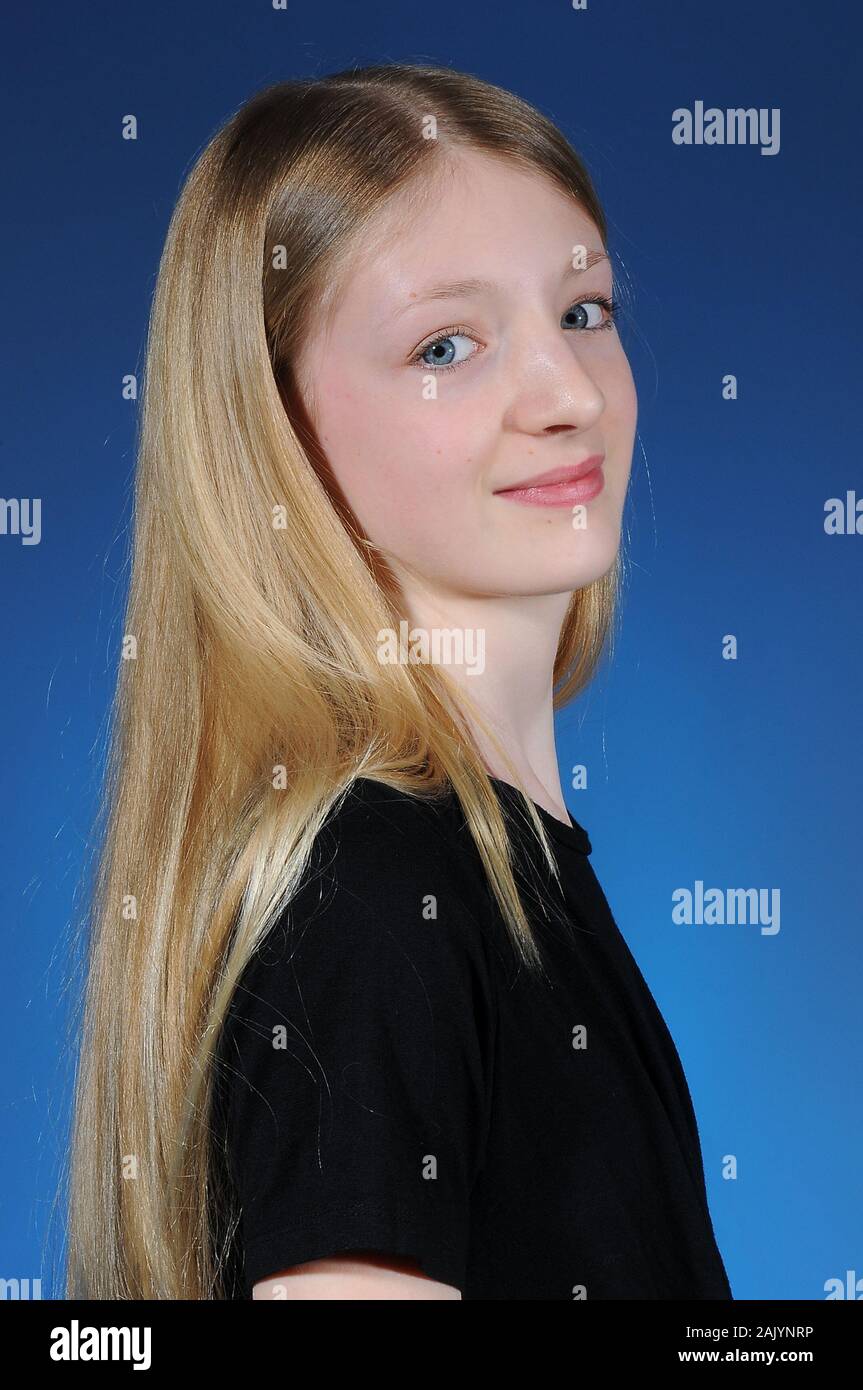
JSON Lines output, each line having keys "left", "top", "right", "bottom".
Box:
{"left": 62, "top": 62, "right": 624, "bottom": 1299}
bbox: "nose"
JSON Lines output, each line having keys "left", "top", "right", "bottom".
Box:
{"left": 506, "top": 319, "right": 606, "bottom": 435}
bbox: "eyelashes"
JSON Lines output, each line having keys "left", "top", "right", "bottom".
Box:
{"left": 409, "top": 295, "right": 621, "bottom": 375}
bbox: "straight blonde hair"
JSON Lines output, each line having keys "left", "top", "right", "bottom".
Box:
{"left": 62, "top": 62, "right": 623, "bottom": 1299}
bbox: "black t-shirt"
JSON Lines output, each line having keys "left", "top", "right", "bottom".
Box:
{"left": 213, "top": 776, "right": 732, "bottom": 1300}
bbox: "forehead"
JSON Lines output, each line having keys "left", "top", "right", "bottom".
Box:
{"left": 318, "top": 150, "right": 605, "bottom": 325}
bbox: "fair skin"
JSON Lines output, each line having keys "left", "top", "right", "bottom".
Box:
{"left": 255, "top": 146, "right": 637, "bottom": 1299}
{"left": 253, "top": 1253, "right": 461, "bottom": 1300}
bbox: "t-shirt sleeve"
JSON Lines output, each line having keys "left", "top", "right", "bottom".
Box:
{"left": 216, "top": 791, "right": 496, "bottom": 1297}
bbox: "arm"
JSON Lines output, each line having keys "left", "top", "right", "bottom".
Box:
{"left": 252, "top": 1252, "right": 462, "bottom": 1300}
{"left": 221, "top": 787, "right": 495, "bottom": 1300}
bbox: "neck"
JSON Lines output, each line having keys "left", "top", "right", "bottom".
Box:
{"left": 394, "top": 573, "right": 573, "bottom": 821}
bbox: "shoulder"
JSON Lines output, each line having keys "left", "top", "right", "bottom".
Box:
{"left": 225, "top": 777, "right": 497, "bottom": 1035}
{"left": 295, "top": 775, "right": 493, "bottom": 948}
{"left": 319, "top": 776, "right": 470, "bottom": 869}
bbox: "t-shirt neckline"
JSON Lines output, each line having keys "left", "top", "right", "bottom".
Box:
{"left": 488, "top": 777, "right": 592, "bottom": 856}
{"left": 350, "top": 772, "right": 592, "bottom": 857}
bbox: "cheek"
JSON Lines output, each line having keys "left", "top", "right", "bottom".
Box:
{"left": 316, "top": 380, "right": 477, "bottom": 537}
{"left": 604, "top": 350, "right": 638, "bottom": 429}
{"left": 601, "top": 357, "right": 637, "bottom": 499}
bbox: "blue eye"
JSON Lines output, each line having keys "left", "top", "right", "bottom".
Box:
{"left": 563, "top": 299, "right": 614, "bottom": 330}
{"left": 415, "top": 330, "right": 478, "bottom": 372}
{"left": 410, "top": 296, "right": 620, "bottom": 374}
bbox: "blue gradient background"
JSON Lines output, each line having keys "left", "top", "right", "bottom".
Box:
{"left": 2, "top": 0, "right": 860, "bottom": 1300}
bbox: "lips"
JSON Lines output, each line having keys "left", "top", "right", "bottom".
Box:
{"left": 494, "top": 454, "right": 605, "bottom": 493}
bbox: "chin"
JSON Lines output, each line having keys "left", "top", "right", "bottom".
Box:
{"left": 465, "top": 562, "right": 615, "bottom": 599}
{"left": 504, "top": 530, "right": 622, "bottom": 596}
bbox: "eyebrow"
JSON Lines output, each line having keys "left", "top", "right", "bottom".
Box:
{"left": 389, "top": 250, "right": 610, "bottom": 323}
